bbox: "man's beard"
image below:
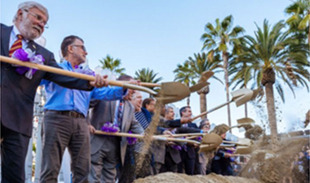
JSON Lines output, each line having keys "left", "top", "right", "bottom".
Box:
{"left": 19, "top": 16, "right": 42, "bottom": 40}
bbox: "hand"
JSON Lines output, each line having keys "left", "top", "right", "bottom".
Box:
{"left": 180, "top": 117, "right": 192, "bottom": 124}
{"left": 88, "top": 125, "right": 96, "bottom": 134}
{"left": 224, "top": 152, "right": 232, "bottom": 158}
{"left": 90, "top": 74, "right": 108, "bottom": 88}
{"left": 128, "top": 79, "right": 140, "bottom": 85}
{"left": 163, "top": 130, "right": 173, "bottom": 137}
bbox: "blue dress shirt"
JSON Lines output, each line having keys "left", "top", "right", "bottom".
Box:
{"left": 42, "top": 60, "right": 125, "bottom": 116}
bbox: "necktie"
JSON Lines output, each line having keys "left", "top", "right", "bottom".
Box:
{"left": 9, "top": 34, "right": 23, "bottom": 57}
{"left": 117, "top": 100, "right": 124, "bottom": 128}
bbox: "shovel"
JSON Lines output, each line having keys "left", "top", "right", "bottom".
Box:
{"left": 0, "top": 55, "right": 157, "bottom": 95}
{"left": 133, "top": 81, "right": 191, "bottom": 104}
{"left": 153, "top": 82, "right": 191, "bottom": 104}
{"left": 191, "top": 88, "right": 255, "bottom": 121}
{"left": 229, "top": 118, "right": 255, "bottom": 129}
{"left": 189, "top": 71, "right": 214, "bottom": 92}
{"left": 94, "top": 130, "right": 200, "bottom": 145}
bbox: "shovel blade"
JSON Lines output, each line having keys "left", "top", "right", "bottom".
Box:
{"left": 234, "top": 146, "right": 253, "bottom": 154}
{"left": 199, "top": 71, "right": 214, "bottom": 82}
{"left": 201, "top": 133, "right": 223, "bottom": 146}
{"left": 237, "top": 117, "right": 255, "bottom": 124}
{"left": 231, "top": 88, "right": 254, "bottom": 107}
{"left": 157, "top": 82, "right": 190, "bottom": 104}
{"left": 189, "top": 82, "right": 209, "bottom": 93}
{"left": 199, "top": 144, "right": 218, "bottom": 153}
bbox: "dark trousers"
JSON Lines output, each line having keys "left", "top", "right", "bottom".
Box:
{"left": 40, "top": 112, "right": 90, "bottom": 183}
{"left": 1, "top": 124, "right": 30, "bottom": 183}
{"left": 161, "top": 152, "right": 178, "bottom": 173}
{"left": 178, "top": 148, "right": 196, "bottom": 175}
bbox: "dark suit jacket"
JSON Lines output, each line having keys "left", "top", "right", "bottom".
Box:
{"left": 0, "top": 24, "right": 93, "bottom": 137}
{"left": 89, "top": 100, "right": 144, "bottom": 165}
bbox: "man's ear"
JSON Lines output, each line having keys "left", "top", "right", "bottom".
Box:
{"left": 17, "top": 9, "right": 24, "bottom": 21}
{"left": 67, "top": 45, "right": 74, "bottom": 54}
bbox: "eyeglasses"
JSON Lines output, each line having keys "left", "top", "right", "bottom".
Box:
{"left": 71, "top": 45, "right": 87, "bottom": 52}
{"left": 23, "top": 9, "right": 49, "bottom": 29}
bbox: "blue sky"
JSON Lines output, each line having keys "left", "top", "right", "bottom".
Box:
{"left": 1, "top": 0, "right": 309, "bottom": 136}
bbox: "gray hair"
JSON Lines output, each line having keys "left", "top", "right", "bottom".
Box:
{"left": 14, "top": 1, "right": 49, "bottom": 22}
{"left": 165, "top": 106, "right": 173, "bottom": 114}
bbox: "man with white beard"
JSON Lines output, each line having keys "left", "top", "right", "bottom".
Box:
{"left": 0, "top": 2, "right": 106, "bottom": 182}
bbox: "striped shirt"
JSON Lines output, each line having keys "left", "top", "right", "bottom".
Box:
{"left": 135, "top": 112, "right": 150, "bottom": 130}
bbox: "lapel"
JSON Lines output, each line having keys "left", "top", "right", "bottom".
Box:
{"left": 110, "top": 101, "right": 116, "bottom": 123}
{"left": 121, "top": 101, "right": 131, "bottom": 132}
{"left": 1, "top": 25, "right": 12, "bottom": 56}
{"left": 27, "top": 40, "right": 38, "bottom": 52}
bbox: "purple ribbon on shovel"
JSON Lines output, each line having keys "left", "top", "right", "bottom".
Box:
{"left": 12, "top": 48, "right": 45, "bottom": 79}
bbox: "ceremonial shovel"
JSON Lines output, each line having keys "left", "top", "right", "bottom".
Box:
{"left": 191, "top": 88, "right": 256, "bottom": 121}
{"left": 0, "top": 56, "right": 157, "bottom": 95}
{"left": 94, "top": 130, "right": 200, "bottom": 145}
{"left": 137, "top": 71, "right": 214, "bottom": 104}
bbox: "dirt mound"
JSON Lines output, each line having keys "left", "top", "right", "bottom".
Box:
{"left": 134, "top": 172, "right": 262, "bottom": 183}
{"left": 239, "top": 136, "right": 309, "bottom": 183}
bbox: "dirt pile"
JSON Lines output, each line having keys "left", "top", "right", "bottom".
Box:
{"left": 134, "top": 172, "right": 263, "bottom": 183}
{"left": 239, "top": 136, "right": 309, "bottom": 183}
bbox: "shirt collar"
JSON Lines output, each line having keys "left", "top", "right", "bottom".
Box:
{"left": 12, "top": 25, "right": 29, "bottom": 43}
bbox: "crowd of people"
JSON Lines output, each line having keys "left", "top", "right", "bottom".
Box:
{"left": 1, "top": 1, "right": 242, "bottom": 183}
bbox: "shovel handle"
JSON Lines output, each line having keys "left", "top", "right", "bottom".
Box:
{"left": 191, "top": 100, "right": 233, "bottom": 121}
{"left": 139, "top": 82, "right": 161, "bottom": 87}
{"left": 0, "top": 56, "right": 156, "bottom": 95}
{"left": 94, "top": 130, "right": 200, "bottom": 145}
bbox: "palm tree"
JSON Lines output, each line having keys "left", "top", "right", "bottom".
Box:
{"left": 186, "top": 52, "right": 222, "bottom": 118}
{"left": 99, "top": 55, "right": 125, "bottom": 76}
{"left": 236, "top": 20, "right": 309, "bottom": 149}
{"left": 173, "top": 62, "right": 195, "bottom": 106}
{"left": 229, "top": 58, "right": 253, "bottom": 117}
{"left": 134, "top": 68, "right": 163, "bottom": 95}
{"left": 201, "top": 15, "right": 245, "bottom": 127}
{"left": 285, "top": 0, "right": 310, "bottom": 45}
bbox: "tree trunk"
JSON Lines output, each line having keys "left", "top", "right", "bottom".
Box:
{"left": 223, "top": 52, "right": 231, "bottom": 129}
{"left": 197, "top": 85, "right": 209, "bottom": 119}
{"left": 262, "top": 68, "right": 278, "bottom": 150}
{"left": 265, "top": 82, "right": 278, "bottom": 150}
{"left": 244, "top": 84, "right": 248, "bottom": 117}
{"left": 187, "top": 96, "right": 190, "bottom": 106}
{"left": 199, "top": 93, "right": 207, "bottom": 119}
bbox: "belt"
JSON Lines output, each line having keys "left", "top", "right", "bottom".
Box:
{"left": 46, "top": 110, "right": 85, "bottom": 118}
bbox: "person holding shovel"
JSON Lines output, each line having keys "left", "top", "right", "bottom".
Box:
{"left": 210, "top": 124, "right": 235, "bottom": 176}
{"left": 88, "top": 75, "right": 144, "bottom": 183}
{"left": 0, "top": 2, "right": 106, "bottom": 183}
{"left": 40, "top": 35, "right": 127, "bottom": 183}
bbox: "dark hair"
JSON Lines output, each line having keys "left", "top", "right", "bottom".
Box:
{"left": 142, "top": 98, "right": 155, "bottom": 108}
{"left": 117, "top": 74, "right": 132, "bottom": 81}
{"left": 61, "top": 35, "right": 83, "bottom": 57}
{"left": 179, "top": 106, "right": 190, "bottom": 117}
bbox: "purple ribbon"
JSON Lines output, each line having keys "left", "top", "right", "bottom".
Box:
{"left": 74, "top": 65, "right": 95, "bottom": 76}
{"left": 12, "top": 48, "right": 45, "bottom": 79}
{"left": 172, "top": 145, "right": 182, "bottom": 151}
{"left": 127, "top": 130, "right": 137, "bottom": 145}
{"left": 101, "top": 122, "right": 119, "bottom": 133}
{"left": 196, "top": 136, "right": 202, "bottom": 142}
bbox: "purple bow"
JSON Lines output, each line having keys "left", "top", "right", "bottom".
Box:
{"left": 196, "top": 136, "right": 202, "bottom": 142}
{"left": 101, "top": 122, "right": 120, "bottom": 133}
{"left": 127, "top": 131, "right": 138, "bottom": 145}
{"left": 12, "top": 48, "right": 45, "bottom": 79}
{"left": 74, "top": 65, "right": 95, "bottom": 76}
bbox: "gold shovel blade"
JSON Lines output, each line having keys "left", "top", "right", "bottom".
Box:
{"left": 237, "top": 117, "right": 255, "bottom": 124}
{"left": 231, "top": 88, "right": 254, "bottom": 107}
{"left": 156, "top": 82, "right": 191, "bottom": 104}
{"left": 201, "top": 133, "right": 223, "bottom": 146}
